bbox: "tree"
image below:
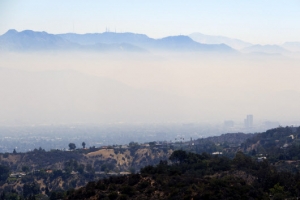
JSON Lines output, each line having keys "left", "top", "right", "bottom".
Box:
{"left": 169, "top": 150, "right": 188, "bottom": 164}
{"left": 68, "top": 143, "right": 76, "bottom": 150}
{"left": 149, "top": 141, "right": 156, "bottom": 147}
{"left": 13, "top": 149, "right": 16, "bottom": 154}
{"left": 0, "top": 165, "right": 10, "bottom": 182}
{"left": 77, "top": 164, "right": 85, "bottom": 174}
{"left": 82, "top": 142, "right": 86, "bottom": 149}
{"left": 22, "top": 166, "right": 30, "bottom": 173}
{"left": 270, "top": 183, "right": 286, "bottom": 200}
{"left": 129, "top": 141, "right": 139, "bottom": 147}
{"left": 129, "top": 167, "right": 136, "bottom": 174}
{"left": 23, "top": 181, "right": 40, "bottom": 198}
{"left": 233, "top": 151, "right": 254, "bottom": 169}
{"left": 251, "top": 149, "right": 257, "bottom": 156}
{"left": 86, "top": 164, "right": 95, "bottom": 174}
{"left": 45, "top": 187, "right": 50, "bottom": 196}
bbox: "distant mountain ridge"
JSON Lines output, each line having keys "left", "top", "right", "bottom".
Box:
{"left": 189, "top": 32, "right": 252, "bottom": 50}
{"left": 0, "top": 29, "right": 146, "bottom": 52}
{"left": 2, "top": 29, "right": 299, "bottom": 54}
{"left": 59, "top": 32, "right": 234, "bottom": 52}
{"left": 282, "top": 42, "right": 300, "bottom": 52}
{"left": 0, "top": 29, "right": 235, "bottom": 53}
{"left": 241, "top": 44, "right": 290, "bottom": 55}
{"left": 58, "top": 32, "right": 153, "bottom": 45}
{"left": 0, "top": 29, "right": 78, "bottom": 51}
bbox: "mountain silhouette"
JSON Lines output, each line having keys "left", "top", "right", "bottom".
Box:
{"left": 0, "top": 30, "right": 235, "bottom": 52}
{"left": 241, "top": 44, "right": 289, "bottom": 55}
{"left": 282, "top": 42, "right": 300, "bottom": 52}
{"left": 189, "top": 32, "right": 252, "bottom": 50}
{"left": 0, "top": 29, "right": 78, "bottom": 51}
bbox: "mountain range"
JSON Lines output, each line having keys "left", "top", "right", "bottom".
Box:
{"left": 1, "top": 29, "right": 299, "bottom": 55}
{"left": 282, "top": 42, "right": 300, "bottom": 52}
{"left": 189, "top": 32, "right": 300, "bottom": 55}
{"left": 241, "top": 44, "right": 290, "bottom": 54}
{"left": 0, "top": 29, "right": 77, "bottom": 51}
{"left": 189, "top": 32, "right": 252, "bottom": 50}
{"left": 0, "top": 29, "right": 234, "bottom": 53}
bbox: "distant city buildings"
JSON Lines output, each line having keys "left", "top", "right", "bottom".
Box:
{"left": 264, "top": 121, "right": 280, "bottom": 129}
{"left": 224, "top": 120, "right": 234, "bottom": 128}
{"left": 244, "top": 115, "right": 253, "bottom": 128}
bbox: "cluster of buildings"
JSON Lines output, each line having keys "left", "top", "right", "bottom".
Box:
{"left": 224, "top": 114, "right": 253, "bottom": 130}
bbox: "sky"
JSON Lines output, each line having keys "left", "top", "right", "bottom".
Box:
{"left": 0, "top": 0, "right": 300, "bottom": 44}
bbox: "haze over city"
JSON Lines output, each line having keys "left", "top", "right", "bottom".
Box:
{"left": 0, "top": 1, "right": 300, "bottom": 127}
{"left": 2, "top": 3, "right": 300, "bottom": 199}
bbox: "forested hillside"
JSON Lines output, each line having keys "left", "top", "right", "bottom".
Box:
{"left": 1, "top": 126, "right": 300, "bottom": 199}
{"left": 67, "top": 150, "right": 300, "bottom": 199}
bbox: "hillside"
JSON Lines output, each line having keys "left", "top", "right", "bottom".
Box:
{"left": 0, "top": 146, "right": 172, "bottom": 174}
{"left": 240, "top": 126, "right": 300, "bottom": 167}
{"left": 203, "top": 132, "right": 255, "bottom": 146}
{"left": 2, "top": 127, "right": 300, "bottom": 199}
{"left": 66, "top": 150, "right": 300, "bottom": 200}
{"left": 0, "top": 145, "right": 172, "bottom": 198}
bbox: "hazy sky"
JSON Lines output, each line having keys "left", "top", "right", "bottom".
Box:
{"left": 1, "top": 51, "right": 300, "bottom": 125}
{"left": 1, "top": 0, "right": 300, "bottom": 44}
{"left": 1, "top": 1, "right": 300, "bottom": 126}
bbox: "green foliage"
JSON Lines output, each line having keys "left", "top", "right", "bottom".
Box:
{"left": 120, "top": 185, "right": 135, "bottom": 196}
{"left": 128, "top": 142, "right": 138, "bottom": 147}
{"left": 23, "top": 181, "right": 40, "bottom": 198}
{"left": 233, "top": 151, "right": 254, "bottom": 169}
{"left": 21, "top": 175, "right": 34, "bottom": 183}
{"left": 0, "top": 192, "right": 20, "bottom": 200}
{"left": 68, "top": 143, "right": 76, "bottom": 150}
{"left": 0, "top": 165, "right": 10, "bottom": 182}
{"left": 5, "top": 126, "right": 300, "bottom": 200}
{"left": 242, "top": 126, "right": 300, "bottom": 162}
{"left": 108, "top": 191, "right": 118, "bottom": 200}
{"left": 148, "top": 141, "right": 156, "bottom": 147}
{"left": 128, "top": 167, "right": 135, "bottom": 174}
{"left": 67, "top": 150, "right": 300, "bottom": 199}
{"left": 64, "top": 159, "right": 85, "bottom": 174}
{"left": 49, "top": 191, "right": 65, "bottom": 200}
{"left": 52, "top": 169, "right": 63, "bottom": 178}
{"left": 101, "top": 163, "right": 115, "bottom": 172}
{"left": 169, "top": 149, "right": 187, "bottom": 163}
{"left": 22, "top": 166, "right": 30, "bottom": 173}
{"left": 270, "top": 183, "right": 285, "bottom": 196}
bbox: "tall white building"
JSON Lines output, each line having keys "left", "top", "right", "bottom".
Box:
{"left": 244, "top": 115, "right": 253, "bottom": 128}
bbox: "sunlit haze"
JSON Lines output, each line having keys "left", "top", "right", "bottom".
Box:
{"left": 0, "top": 1, "right": 300, "bottom": 128}
{"left": 0, "top": 51, "right": 300, "bottom": 126}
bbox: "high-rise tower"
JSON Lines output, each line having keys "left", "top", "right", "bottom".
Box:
{"left": 244, "top": 115, "right": 253, "bottom": 128}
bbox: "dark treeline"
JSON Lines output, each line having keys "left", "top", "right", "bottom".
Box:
{"left": 66, "top": 150, "right": 300, "bottom": 200}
